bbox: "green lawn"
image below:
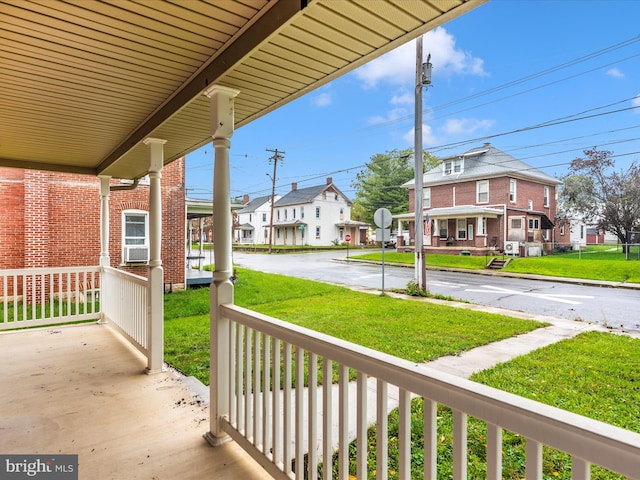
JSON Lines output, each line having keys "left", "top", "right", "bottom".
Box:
{"left": 164, "top": 268, "right": 544, "bottom": 385}
{"left": 351, "top": 246, "right": 640, "bottom": 283}
{"left": 356, "top": 331, "right": 640, "bottom": 480}
{"left": 164, "top": 268, "right": 639, "bottom": 479}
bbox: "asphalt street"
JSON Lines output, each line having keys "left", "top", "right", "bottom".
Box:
{"left": 231, "top": 250, "right": 640, "bottom": 333}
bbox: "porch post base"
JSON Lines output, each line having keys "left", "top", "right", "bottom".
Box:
{"left": 144, "top": 365, "right": 166, "bottom": 375}
{"left": 204, "top": 431, "right": 232, "bottom": 447}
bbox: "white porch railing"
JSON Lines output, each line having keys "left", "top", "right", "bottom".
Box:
{"left": 0, "top": 266, "right": 101, "bottom": 330}
{"left": 101, "top": 266, "right": 150, "bottom": 357}
{"left": 217, "top": 304, "right": 640, "bottom": 480}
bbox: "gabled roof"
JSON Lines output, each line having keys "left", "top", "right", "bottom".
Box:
{"left": 275, "top": 183, "right": 352, "bottom": 207}
{"left": 237, "top": 195, "right": 273, "bottom": 214}
{"left": 404, "top": 143, "right": 562, "bottom": 188}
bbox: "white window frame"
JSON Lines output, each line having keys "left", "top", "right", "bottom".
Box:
{"left": 457, "top": 219, "right": 466, "bottom": 240}
{"left": 422, "top": 187, "right": 431, "bottom": 209}
{"left": 315, "top": 207, "right": 321, "bottom": 219}
{"left": 301, "top": 207, "right": 305, "bottom": 219}
{"left": 438, "top": 219, "right": 448, "bottom": 239}
{"left": 476, "top": 180, "right": 489, "bottom": 203}
{"left": 477, "top": 217, "right": 487, "bottom": 236}
{"left": 509, "top": 179, "right": 517, "bottom": 203}
{"left": 528, "top": 218, "right": 540, "bottom": 230}
{"left": 122, "top": 210, "right": 149, "bottom": 248}
{"left": 543, "top": 186, "right": 550, "bottom": 207}
{"left": 315, "top": 226, "right": 321, "bottom": 239}
{"left": 443, "top": 158, "right": 463, "bottom": 176}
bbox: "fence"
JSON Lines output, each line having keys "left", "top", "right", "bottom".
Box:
{"left": 216, "top": 303, "right": 640, "bottom": 480}
{"left": 101, "top": 266, "right": 150, "bottom": 356}
{"left": 0, "top": 266, "right": 101, "bottom": 330}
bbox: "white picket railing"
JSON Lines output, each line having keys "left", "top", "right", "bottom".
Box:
{"left": 101, "top": 266, "right": 150, "bottom": 356}
{"left": 0, "top": 266, "right": 101, "bottom": 330}
{"left": 218, "top": 304, "right": 640, "bottom": 480}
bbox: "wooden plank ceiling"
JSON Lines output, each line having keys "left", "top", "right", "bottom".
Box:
{"left": 0, "top": 0, "right": 485, "bottom": 179}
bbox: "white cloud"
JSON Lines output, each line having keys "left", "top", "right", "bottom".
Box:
{"left": 633, "top": 94, "right": 640, "bottom": 111}
{"left": 441, "top": 118, "right": 495, "bottom": 136}
{"left": 311, "top": 92, "right": 332, "bottom": 107}
{"left": 606, "top": 68, "right": 624, "bottom": 78}
{"left": 353, "top": 26, "right": 487, "bottom": 88}
{"left": 402, "top": 124, "right": 437, "bottom": 146}
{"left": 368, "top": 108, "right": 408, "bottom": 125}
{"left": 390, "top": 91, "right": 413, "bottom": 105}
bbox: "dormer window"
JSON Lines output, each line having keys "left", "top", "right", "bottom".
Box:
{"left": 444, "top": 158, "right": 463, "bottom": 176}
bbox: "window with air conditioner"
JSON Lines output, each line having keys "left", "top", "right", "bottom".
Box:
{"left": 122, "top": 210, "right": 149, "bottom": 263}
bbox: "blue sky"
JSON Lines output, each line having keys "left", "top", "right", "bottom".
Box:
{"left": 185, "top": 0, "right": 640, "bottom": 202}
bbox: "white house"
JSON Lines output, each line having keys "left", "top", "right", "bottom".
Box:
{"left": 271, "top": 177, "right": 362, "bottom": 246}
{"left": 234, "top": 194, "right": 280, "bottom": 244}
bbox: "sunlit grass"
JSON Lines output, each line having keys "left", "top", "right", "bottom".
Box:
{"left": 164, "top": 268, "right": 544, "bottom": 385}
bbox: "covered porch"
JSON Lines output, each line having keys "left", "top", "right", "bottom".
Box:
{"left": 0, "top": 322, "right": 270, "bottom": 480}
{"left": 395, "top": 206, "right": 504, "bottom": 255}
{"left": 3, "top": 1, "right": 640, "bottom": 479}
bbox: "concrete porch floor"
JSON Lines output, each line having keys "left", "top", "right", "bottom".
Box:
{"left": 0, "top": 323, "right": 273, "bottom": 480}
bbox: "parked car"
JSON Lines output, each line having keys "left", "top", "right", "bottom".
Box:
{"left": 384, "top": 233, "right": 397, "bottom": 249}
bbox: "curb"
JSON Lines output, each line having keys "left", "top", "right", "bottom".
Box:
{"left": 335, "top": 257, "right": 640, "bottom": 291}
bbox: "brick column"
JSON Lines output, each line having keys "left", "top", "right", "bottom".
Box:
{"left": 24, "top": 170, "right": 49, "bottom": 269}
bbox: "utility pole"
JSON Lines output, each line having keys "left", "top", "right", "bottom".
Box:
{"left": 414, "top": 36, "right": 432, "bottom": 291}
{"left": 266, "top": 148, "right": 285, "bottom": 254}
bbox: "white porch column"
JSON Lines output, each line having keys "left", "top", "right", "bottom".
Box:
{"left": 203, "top": 85, "right": 240, "bottom": 445}
{"left": 98, "top": 176, "right": 111, "bottom": 267}
{"left": 144, "top": 137, "right": 167, "bottom": 374}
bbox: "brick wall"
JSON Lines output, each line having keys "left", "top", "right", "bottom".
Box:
{"left": 0, "top": 158, "right": 186, "bottom": 286}
{"left": 0, "top": 168, "right": 25, "bottom": 269}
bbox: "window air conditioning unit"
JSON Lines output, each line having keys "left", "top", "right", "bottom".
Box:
{"left": 124, "top": 246, "right": 149, "bottom": 263}
{"left": 504, "top": 241, "right": 520, "bottom": 256}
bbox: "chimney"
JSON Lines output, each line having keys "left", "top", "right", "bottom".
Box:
{"left": 243, "top": 194, "right": 249, "bottom": 204}
{"left": 326, "top": 177, "right": 332, "bottom": 185}
{"left": 291, "top": 182, "right": 297, "bottom": 191}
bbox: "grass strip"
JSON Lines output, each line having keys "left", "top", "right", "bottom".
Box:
{"left": 164, "top": 268, "right": 544, "bottom": 386}
{"left": 351, "top": 246, "right": 640, "bottom": 283}
{"left": 348, "top": 331, "right": 639, "bottom": 480}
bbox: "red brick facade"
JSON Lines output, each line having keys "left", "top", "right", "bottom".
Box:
{"left": 408, "top": 176, "right": 557, "bottom": 252}
{"left": 0, "top": 158, "right": 185, "bottom": 286}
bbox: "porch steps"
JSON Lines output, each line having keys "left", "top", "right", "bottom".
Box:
{"left": 486, "top": 257, "right": 511, "bottom": 270}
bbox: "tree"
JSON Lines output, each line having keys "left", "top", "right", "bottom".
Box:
{"left": 351, "top": 148, "right": 438, "bottom": 227}
{"left": 560, "top": 147, "right": 640, "bottom": 247}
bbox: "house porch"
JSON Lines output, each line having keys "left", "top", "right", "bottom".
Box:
{"left": 0, "top": 323, "right": 271, "bottom": 480}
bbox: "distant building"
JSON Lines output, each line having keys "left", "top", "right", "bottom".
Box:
{"left": 396, "top": 144, "right": 562, "bottom": 256}
{"left": 234, "top": 194, "right": 280, "bottom": 245}
{"left": 268, "top": 177, "right": 367, "bottom": 246}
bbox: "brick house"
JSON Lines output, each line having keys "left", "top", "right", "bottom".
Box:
{"left": 0, "top": 158, "right": 186, "bottom": 287}
{"left": 396, "top": 144, "right": 563, "bottom": 256}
